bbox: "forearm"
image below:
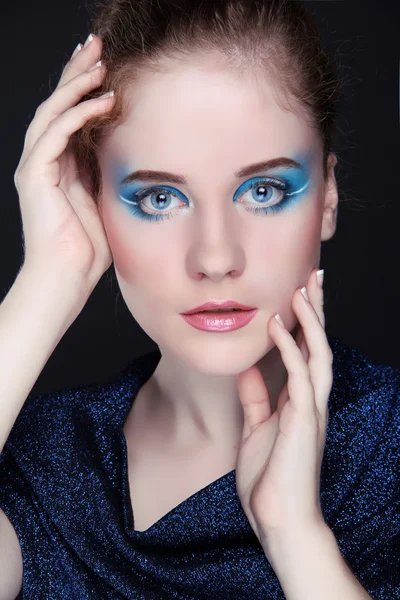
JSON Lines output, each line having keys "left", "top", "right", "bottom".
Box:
{"left": 262, "top": 524, "right": 373, "bottom": 600}
{"left": 0, "top": 266, "right": 83, "bottom": 453}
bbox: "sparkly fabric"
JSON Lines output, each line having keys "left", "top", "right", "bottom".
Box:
{"left": 0, "top": 334, "right": 399, "bottom": 599}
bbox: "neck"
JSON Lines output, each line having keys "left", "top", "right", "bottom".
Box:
{"left": 131, "top": 325, "right": 297, "bottom": 454}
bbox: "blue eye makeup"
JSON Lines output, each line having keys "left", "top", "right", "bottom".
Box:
{"left": 114, "top": 154, "right": 312, "bottom": 224}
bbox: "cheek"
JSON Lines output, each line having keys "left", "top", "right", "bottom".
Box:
{"left": 258, "top": 196, "right": 321, "bottom": 259}
{"left": 250, "top": 194, "right": 323, "bottom": 299}
{"left": 101, "top": 198, "right": 175, "bottom": 303}
{"left": 101, "top": 199, "right": 149, "bottom": 285}
{"left": 253, "top": 196, "right": 323, "bottom": 330}
{"left": 287, "top": 201, "right": 322, "bottom": 266}
{"left": 102, "top": 218, "right": 138, "bottom": 283}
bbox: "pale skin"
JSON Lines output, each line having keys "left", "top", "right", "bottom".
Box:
{"left": 5, "top": 33, "right": 371, "bottom": 598}
{"left": 97, "top": 52, "right": 339, "bottom": 468}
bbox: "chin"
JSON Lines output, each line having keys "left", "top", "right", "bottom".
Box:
{"left": 160, "top": 333, "right": 277, "bottom": 377}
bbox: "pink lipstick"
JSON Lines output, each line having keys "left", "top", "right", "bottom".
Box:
{"left": 181, "top": 301, "right": 258, "bottom": 332}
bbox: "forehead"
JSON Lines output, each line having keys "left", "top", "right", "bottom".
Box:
{"left": 102, "top": 59, "right": 319, "bottom": 173}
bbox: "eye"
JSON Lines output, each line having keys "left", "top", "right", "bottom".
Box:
{"left": 120, "top": 186, "right": 187, "bottom": 223}
{"left": 237, "top": 177, "right": 288, "bottom": 214}
{"left": 120, "top": 176, "right": 293, "bottom": 223}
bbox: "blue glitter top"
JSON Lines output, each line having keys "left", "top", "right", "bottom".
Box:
{"left": 0, "top": 334, "right": 399, "bottom": 599}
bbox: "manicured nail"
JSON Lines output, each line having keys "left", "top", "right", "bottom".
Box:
{"left": 274, "top": 313, "right": 285, "bottom": 328}
{"left": 87, "top": 60, "right": 102, "bottom": 72}
{"left": 84, "top": 33, "right": 94, "bottom": 48}
{"left": 316, "top": 269, "right": 324, "bottom": 288}
{"left": 301, "top": 287, "right": 310, "bottom": 302}
{"left": 98, "top": 90, "right": 115, "bottom": 99}
{"left": 71, "top": 43, "right": 83, "bottom": 59}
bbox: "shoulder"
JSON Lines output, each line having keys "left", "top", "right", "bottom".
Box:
{"left": 326, "top": 333, "right": 399, "bottom": 457}
{"left": 322, "top": 334, "right": 399, "bottom": 527}
{"left": 1, "top": 349, "right": 161, "bottom": 467}
{"left": 325, "top": 336, "right": 400, "bottom": 597}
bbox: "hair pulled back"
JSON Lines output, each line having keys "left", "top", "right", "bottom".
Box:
{"left": 71, "top": 0, "right": 341, "bottom": 206}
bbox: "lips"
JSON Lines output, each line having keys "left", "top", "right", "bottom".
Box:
{"left": 199, "top": 308, "right": 243, "bottom": 313}
{"left": 182, "top": 301, "right": 255, "bottom": 315}
{"left": 181, "top": 308, "right": 259, "bottom": 332}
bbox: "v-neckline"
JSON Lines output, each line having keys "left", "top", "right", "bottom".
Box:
{"left": 116, "top": 350, "right": 240, "bottom": 535}
{"left": 112, "top": 334, "right": 343, "bottom": 537}
{"left": 119, "top": 424, "right": 236, "bottom": 535}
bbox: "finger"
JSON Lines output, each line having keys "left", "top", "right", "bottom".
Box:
{"left": 236, "top": 365, "right": 273, "bottom": 441}
{"left": 58, "top": 34, "right": 102, "bottom": 87}
{"left": 71, "top": 42, "right": 83, "bottom": 61}
{"left": 294, "top": 320, "right": 310, "bottom": 363}
{"left": 22, "top": 62, "right": 107, "bottom": 158}
{"left": 293, "top": 268, "right": 325, "bottom": 394}
{"left": 293, "top": 284, "right": 333, "bottom": 417}
{"left": 276, "top": 379, "right": 290, "bottom": 418}
{"left": 17, "top": 93, "right": 115, "bottom": 191}
{"left": 305, "top": 268, "right": 325, "bottom": 329}
{"left": 270, "top": 309, "right": 315, "bottom": 416}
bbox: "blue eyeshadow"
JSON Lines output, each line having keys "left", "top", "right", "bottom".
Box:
{"left": 110, "top": 152, "right": 313, "bottom": 222}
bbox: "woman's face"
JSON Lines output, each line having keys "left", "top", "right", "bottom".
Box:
{"left": 98, "top": 57, "right": 337, "bottom": 375}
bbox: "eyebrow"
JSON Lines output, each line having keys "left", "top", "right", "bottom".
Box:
{"left": 120, "top": 157, "right": 303, "bottom": 186}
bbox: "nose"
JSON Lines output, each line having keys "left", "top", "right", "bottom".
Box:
{"left": 188, "top": 227, "right": 245, "bottom": 283}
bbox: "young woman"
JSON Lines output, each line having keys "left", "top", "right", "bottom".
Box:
{"left": 0, "top": 1, "right": 398, "bottom": 598}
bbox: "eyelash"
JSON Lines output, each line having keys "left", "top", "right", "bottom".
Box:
{"left": 123, "top": 177, "right": 291, "bottom": 223}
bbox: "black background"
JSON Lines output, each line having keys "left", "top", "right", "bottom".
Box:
{"left": 1, "top": 0, "right": 399, "bottom": 395}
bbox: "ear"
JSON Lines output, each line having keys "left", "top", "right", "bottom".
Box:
{"left": 321, "top": 152, "right": 339, "bottom": 242}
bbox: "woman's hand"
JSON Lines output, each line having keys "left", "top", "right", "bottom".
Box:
{"left": 235, "top": 268, "right": 333, "bottom": 548}
{"left": 14, "top": 34, "right": 115, "bottom": 304}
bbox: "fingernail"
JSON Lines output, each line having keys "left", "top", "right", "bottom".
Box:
{"left": 87, "top": 60, "right": 102, "bottom": 72}
{"left": 301, "top": 287, "right": 310, "bottom": 302}
{"left": 316, "top": 269, "right": 324, "bottom": 288}
{"left": 84, "top": 33, "right": 94, "bottom": 48}
{"left": 274, "top": 313, "right": 285, "bottom": 328}
{"left": 98, "top": 90, "right": 115, "bottom": 99}
{"left": 71, "top": 42, "right": 83, "bottom": 59}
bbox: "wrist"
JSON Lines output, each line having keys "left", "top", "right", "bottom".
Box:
{"left": 13, "top": 264, "right": 90, "bottom": 326}
{"left": 261, "top": 521, "right": 334, "bottom": 569}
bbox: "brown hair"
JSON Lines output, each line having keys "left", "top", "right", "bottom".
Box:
{"left": 71, "top": 0, "right": 341, "bottom": 208}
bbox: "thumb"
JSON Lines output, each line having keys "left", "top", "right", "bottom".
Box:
{"left": 236, "top": 365, "right": 272, "bottom": 441}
